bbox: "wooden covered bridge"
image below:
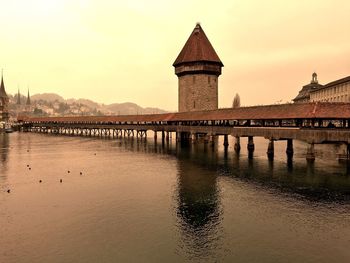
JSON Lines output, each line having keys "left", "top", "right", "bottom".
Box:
{"left": 18, "top": 102, "right": 350, "bottom": 161}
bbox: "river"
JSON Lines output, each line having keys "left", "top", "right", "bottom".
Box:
{"left": 0, "top": 132, "right": 350, "bottom": 262}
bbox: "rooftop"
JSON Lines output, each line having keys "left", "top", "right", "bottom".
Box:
{"left": 19, "top": 102, "right": 350, "bottom": 123}
{"left": 173, "top": 23, "right": 223, "bottom": 67}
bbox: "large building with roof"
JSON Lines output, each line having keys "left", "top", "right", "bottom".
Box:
{"left": 0, "top": 72, "right": 9, "bottom": 122}
{"left": 173, "top": 23, "right": 223, "bottom": 112}
{"left": 293, "top": 73, "right": 350, "bottom": 103}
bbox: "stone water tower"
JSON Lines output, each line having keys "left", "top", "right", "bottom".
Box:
{"left": 173, "top": 23, "right": 223, "bottom": 112}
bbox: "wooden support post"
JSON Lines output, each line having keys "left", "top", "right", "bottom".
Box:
{"left": 161, "top": 130, "right": 165, "bottom": 142}
{"left": 247, "top": 136, "right": 254, "bottom": 159}
{"left": 306, "top": 143, "right": 315, "bottom": 162}
{"left": 234, "top": 136, "right": 241, "bottom": 153}
{"left": 266, "top": 139, "right": 274, "bottom": 160}
{"left": 247, "top": 136, "right": 254, "bottom": 151}
{"left": 166, "top": 132, "right": 169, "bottom": 142}
{"left": 286, "top": 139, "right": 294, "bottom": 159}
{"left": 203, "top": 134, "right": 209, "bottom": 144}
{"left": 337, "top": 143, "right": 349, "bottom": 161}
{"left": 191, "top": 133, "right": 196, "bottom": 144}
{"left": 209, "top": 134, "right": 215, "bottom": 147}
{"left": 176, "top": 132, "right": 181, "bottom": 142}
{"left": 223, "top": 134, "right": 229, "bottom": 147}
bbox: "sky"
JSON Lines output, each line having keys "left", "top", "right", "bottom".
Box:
{"left": 1, "top": 0, "right": 350, "bottom": 111}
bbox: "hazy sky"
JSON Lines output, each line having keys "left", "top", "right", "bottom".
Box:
{"left": 1, "top": 0, "right": 350, "bottom": 111}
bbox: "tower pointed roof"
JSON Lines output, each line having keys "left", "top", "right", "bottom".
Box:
{"left": 0, "top": 70, "right": 8, "bottom": 99}
{"left": 173, "top": 23, "right": 223, "bottom": 67}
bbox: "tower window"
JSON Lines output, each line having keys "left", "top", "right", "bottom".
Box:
{"left": 193, "top": 76, "right": 196, "bottom": 84}
{"left": 193, "top": 101, "right": 196, "bottom": 109}
{"left": 208, "top": 76, "right": 210, "bottom": 84}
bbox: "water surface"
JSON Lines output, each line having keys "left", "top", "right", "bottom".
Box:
{"left": 0, "top": 133, "right": 350, "bottom": 262}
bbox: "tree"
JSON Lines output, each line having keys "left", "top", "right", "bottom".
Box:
{"left": 232, "top": 93, "right": 241, "bottom": 108}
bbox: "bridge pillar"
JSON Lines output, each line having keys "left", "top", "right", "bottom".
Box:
{"left": 162, "top": 131, "right": 165, "bottom": 142}
{"left": 203, "top": 134, "right": 209, "bottom": 144}
{"left": 266, "top": 139, "right": 274, "bottom": 160}
{"left": 154, "top": 131, "right": 157, "bottom": 140}
{"left": 247, "top": 136, "right": 255, "bottom": 158}
{"left": 223, "top": 134, "right": 229, "bottom": 147}
{"left": 209, "top": 134, "right": 215, "bottom": 147}
{"left": 190, "top": 133, "right": 196, "bottom": 144}
{"left": 166, "top": 131, "right": 170, "bottom": 142}
{"left": 306, "top": 143, "right": 315, "bottom": 162}
{"left": 286, "top": 139, "right": 294, "bottom": 159}
{"left": 337, "top": 143, "right": 349, "bottom": 161}
{"left": 234, "top": 136, "right": 241, "bottom": 153}
{"left": 176, "top": 132, "right": 191, "bottom": 143}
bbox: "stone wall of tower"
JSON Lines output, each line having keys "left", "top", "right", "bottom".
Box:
{"left": 178, "top": 74, "right": 218, "bottom": 112}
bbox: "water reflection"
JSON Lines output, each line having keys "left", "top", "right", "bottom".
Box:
{"left": 175, "top": 148, "right": 222, "bottom": 259}
{"left": 0, "top": 133, "right": 9, "bottom": 172}
{"left": 114, "top": 136, "right": 350, "bottom": 201}
{"left": 2, "top": 133, "right": 349, "bottom": 262}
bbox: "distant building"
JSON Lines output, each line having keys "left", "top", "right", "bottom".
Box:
{"left": 0, "top": 72, "right": 9, "bottom": 122}
{"left": 293, "top": 73, "right": 323, "bottom": 103}
{"left": 293, "top": 73, "right": 350, "bottom": 103}
{"left": 173, "top": 23, "right": 223, "bottom": 112}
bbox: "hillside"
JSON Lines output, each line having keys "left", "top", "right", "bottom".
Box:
{"left": 9, "top": 92, "right": 168, "bottom": 117}
{"left": 31, "top": 93, "right": 65, "bottom": 102}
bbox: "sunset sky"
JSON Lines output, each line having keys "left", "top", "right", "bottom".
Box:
{"left": 1, "top": 0, "right": 350, "bottom": 111}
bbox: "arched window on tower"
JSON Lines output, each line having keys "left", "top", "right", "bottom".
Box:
{"left": 193, "top": 101, "right": 196, "bottom": 109}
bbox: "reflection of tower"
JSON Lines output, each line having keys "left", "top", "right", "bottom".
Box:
{"left": 176, "top": 157, "right": 221, "bottom": 258}
{"left": 173, "top": 23, "right": 223, "bottom": 112}
{"left": 0, "top": 71, "right": 9, "bottom": 122}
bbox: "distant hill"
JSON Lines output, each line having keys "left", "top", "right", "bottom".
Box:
{"left": 14, "top": 92, "right": 168, "bottom": 116}
{"left": 66, "top": 98, "right": 100, "bottom": 109}
{"left": 31, "top": 93, "right": 65, "bottom": 102}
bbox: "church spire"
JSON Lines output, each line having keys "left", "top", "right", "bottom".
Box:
{"left": 17, "top": 86, "right": 21, "bottom": 105}
{"left": 0, "top": 69, "right": 8, "bottom": 99}
{"left": 26, "top": 88, "right": 31, "bottom": 105}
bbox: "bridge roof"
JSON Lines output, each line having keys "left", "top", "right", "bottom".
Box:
{"left": 19, "top": 102, "right": 350, "bottom": 123}
{"left": 173, "top": 23, "right": 223, "bottom": 67}
{"left": 171, "top": 103, "right": 350, "bottom": 121}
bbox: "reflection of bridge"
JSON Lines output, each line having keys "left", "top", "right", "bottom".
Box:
{"left": 18, "top": 102, "right": 350, "bottom": 161}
